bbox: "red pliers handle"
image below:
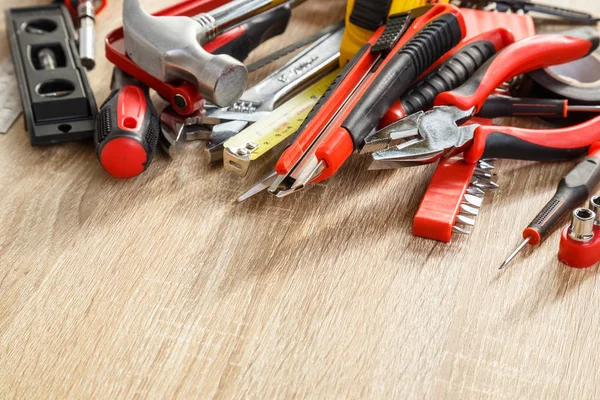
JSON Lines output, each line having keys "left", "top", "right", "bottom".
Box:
{"left": 463, "top": 115, "right": 600, "bottom": 163}
{"left": 435, "top": 27, "right": 599, "bottom": 112}
{"left": 437, "top": 27, "right": 600, "bottom": 163}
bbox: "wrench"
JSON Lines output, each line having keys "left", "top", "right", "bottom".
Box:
{"left": 123, "top": 0, "right": 300, "bottom": 107}
{"left": 158, "top": 25, "right": 344, "bottom": 160}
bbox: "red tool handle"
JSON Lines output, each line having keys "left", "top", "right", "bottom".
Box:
{"left": 95, "top": 69, "right": 159, "bottom": 179}
{"left": 381, "top": 28, "right": 515, "bottom": 127}
{"left": 278, "top": 4, "right": 466, "bottom": 183}
{"left": 463, "top": 115, "right": 600, "bottom": 164}
{"left": 434, "top": 27, "right": 599, "bottom": 113}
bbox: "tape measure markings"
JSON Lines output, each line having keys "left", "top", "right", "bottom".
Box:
{"left": 224, "top": 69, "right": 340, "bottom": 161}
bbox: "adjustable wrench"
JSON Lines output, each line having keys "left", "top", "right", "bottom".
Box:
{"left": 123, "top": 0, "right": 305, "bottom": 107}
{"left": 159, "top": 25, "right": 344, "bottom": 160}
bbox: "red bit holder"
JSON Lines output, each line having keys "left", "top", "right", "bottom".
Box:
{"left": 413, "top": 157, "right": 477, "bottom": 242}
{"left": 558, "top": 205, "right": 600, "bottom": 269}
{"left": 413, "top": 118, "right": 493, "bottom": 242}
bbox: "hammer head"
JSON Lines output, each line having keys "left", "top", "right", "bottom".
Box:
{"left": 123, "top": 0, "right": 247, "bottom": 107}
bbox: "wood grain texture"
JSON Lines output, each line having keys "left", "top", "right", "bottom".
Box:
{"left": 1, "top": 0, "right": 600, "bottom": 398}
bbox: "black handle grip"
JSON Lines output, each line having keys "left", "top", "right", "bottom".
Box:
{"left": 480, "top": 131, "right": 589, "bottom": 161}
{"left": 342, "top": 12, "right": 464, "bottom": 149}
{"left": 527, "top": 155, "right": 600, "bottom": 240}
{"left": 95, "top": 69, "right": 159, "bottom": 178}
{"left": 477, "top": 96, "right": 568, "bottom": 118}
{"left": 511, "top": 1, "right": 599, "bottom": 23}
{"left": 349, "top": 0, "right": 392, "bottom": 31}
{"left": 401, "top": 39, "right": 496, "bottom": 116}
{"left": 213, "top": 4, "right": 291, "bottom": 62}
{"left": 468, "top": 115, "right": 600, "bottom": 163}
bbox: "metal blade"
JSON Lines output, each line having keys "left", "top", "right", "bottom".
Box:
{"left": 456, "top": 214, "right": 476, "bottom": 226}
{"left": 463, "top": 194, "right": 483, "bottom": 208}
{"left": 466, "top": 186, "right": 485, "bottom": 197}
{"left": 477, "top": 160, "right": 495, "bottom": 170}
{"left": 473, "top": 168, "right": 498, "bottom": 180}
{"left": 471, "top": 179, "right": 499, "bottom": 191}
{"left": 460, "top": 204, "right": 479, "bottom": 216}
{"left": 236, "top": 171, "right": 278, "bottom": 202}
{"left": 276, "top": 160, "right": 325, "bottom": 197}
{"left": 452, "top": 226, "right": 471, "bottom": 235}
{"left": 368, "top": 149, "right": 445, "bottom": 169}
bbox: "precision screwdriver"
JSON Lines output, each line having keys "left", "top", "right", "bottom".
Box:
{"left": 94, "top": 68, "right": 160, "bottom": 179}
{"left": 477, "top": 95, "right": 600, "bottom": 119}
{"left": 500, "top": 142, "right": 600, "bottom": 270}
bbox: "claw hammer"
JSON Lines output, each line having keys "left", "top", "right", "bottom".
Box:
{"left": 123, "top": 0, "right": 304, "bottom": 108}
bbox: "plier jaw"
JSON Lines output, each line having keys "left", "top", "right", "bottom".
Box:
{"left": 365, "top": 106, "right": 476, "bottom": 169}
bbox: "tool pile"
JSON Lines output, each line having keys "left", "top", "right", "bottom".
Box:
{"left": 3, "top": 0, "right": 600, "bottom": 270}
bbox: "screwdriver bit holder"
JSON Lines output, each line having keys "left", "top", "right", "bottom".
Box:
{"left": 558, "top": 199, "right": 600, "bottom": 269}
{"left": 5, "top": 4, "right": 97, "bottom": 145}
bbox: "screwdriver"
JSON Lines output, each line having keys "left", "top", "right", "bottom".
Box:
{"left": 94, "top": 68, "right": 160, "bottom": 179}
{"left": 500, "top": 143, "right": 600, "bottom": 270}
{"left": 478, "top": 95, "right": 600, "bottom": 119}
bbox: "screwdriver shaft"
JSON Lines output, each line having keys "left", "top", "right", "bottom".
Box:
{"left": 499, "top": 236, "right": 531, "bottom": 270}
{"left": 568, "top": 105, "right": 600, "bottom": 113}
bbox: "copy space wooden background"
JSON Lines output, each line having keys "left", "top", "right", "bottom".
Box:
{"left": 1, "top": 0, "right": 599, "bottom": 398}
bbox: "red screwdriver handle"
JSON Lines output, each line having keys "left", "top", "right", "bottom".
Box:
{"left": 434, "top": 27, "right": 599, "bottom": 113}
{"left": 95, "top": 70, "right": 159, "bottom": 179}
{"left": 463, "top": 115, "right": 600, "bottom": 164}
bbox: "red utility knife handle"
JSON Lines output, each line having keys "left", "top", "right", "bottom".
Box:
{"left": 463, "top": 115, "right": 600, "bottom": 163}
{"left": 277, "top": 3, "right": 466, "bottom": 180}
{"left": 434, "top": 27, "right": 599, "bottom": 113}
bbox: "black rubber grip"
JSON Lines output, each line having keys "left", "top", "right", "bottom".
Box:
{"left": 286, "top": 44, "right": 371, "bottom": 146}
{"left": 451, "top": 27, "right": 599, "bottom": 100}
{"left": 213, "top": 4, "right": 291, "bottom": 62}
{"left": 528, "top": 155, "right": 600, "bottom": 239}
{"left": 401, "top": 39, "right": 496, "bottom": 116}
{"left": 349, "top": 0, "right": 392, "bottom": 31}
{"left": 371, "top": 13, "right": 410, "bottom": 53}
{"left": 482, "top": 132, "right": 589, "bottom": 161}
{"left": 477, "top": 96, "right": 566, "bottom": 118}
{"left": 342, "top": 12, "right": 464, "bottom": 149}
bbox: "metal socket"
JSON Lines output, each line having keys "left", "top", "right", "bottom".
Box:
{"left": 590, "top": 196, "right": 600, "bottom": 226}
{"left": 38, "top": 48, "right": 56, "bottom": 70}
{"left": 568, "top": 208, "right": 596, "bottom": 243}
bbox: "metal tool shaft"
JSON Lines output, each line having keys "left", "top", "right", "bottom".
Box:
{"left": 499, "top": 237, "right": 531, "bottom": 270}
{"left": 77, "top": 0, "right": 96, "bottom": 69}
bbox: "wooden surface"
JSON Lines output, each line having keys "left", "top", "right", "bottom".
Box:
{"left": 1, "top": 0, "right": 600, "bottom": 398}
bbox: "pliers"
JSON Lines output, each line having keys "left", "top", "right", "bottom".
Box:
{"left": 363, "top": 27, "right": 600, "bottom": 168}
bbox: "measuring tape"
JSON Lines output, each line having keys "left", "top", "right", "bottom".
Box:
{"left": 223, "top": 69, "right": 340, "bottom": 177}
{"left": 0, "top": 58, "right": 23, "bottom": 134}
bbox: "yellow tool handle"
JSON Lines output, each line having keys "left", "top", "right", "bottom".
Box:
{"left": 340, "top": 0, "right": 450, "bottom": 66}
